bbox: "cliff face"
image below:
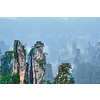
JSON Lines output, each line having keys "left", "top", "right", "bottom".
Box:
{"left": 45, "top": 63, "right": 53, "bottom": 83}
{"left": 13, "top": 40, "right": 26, "bottom": 84}
{"left": 0, "top": 48, "right": 2, "bottom": 59}
{"left": 73, "top": 42, "right": 100, "bottom": 84}
{"left": 58, "top": 65, "right": 68, "bottom": 84}
{"left": 92, "top": 42, "right": 100, "bottom": 67}
{"left": 24, "top": 62, "right": 30, "bottom": 84}
{"left": 84, "top": 42, "right": 95, "bottom": 63}
{"left": 28, "top": 41, "right": 46, "bottom": 84}
{"left": 0, "top": 50, "right": 14, "bottom": 80}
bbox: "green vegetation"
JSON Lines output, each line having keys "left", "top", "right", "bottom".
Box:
{"left": 0, "top": 73, "right": 20, "bottom": 84}
{"left": 46, "top": 80, "right": 52, "bottom": 84}
{"left": 42, "top": 67, "right": 45, "bottom": 69}
{"left": 28, "top": 47, "right": 34, "bottom": 56}
{"left": 0, "top": 50, "right": 20, "bottom": 84}
{"left": 53, "top": 75, "right": 58, "bottom": 84}
{"left": 0, "top": 51, "right": 15, "bottom": 77}
{"left": 59, "top": 63, "right": 72, "bottom": 75}
{"left": 52, "top": 63, "right": 75, "bottom": 84}
{"left": 43, "top": 52, "right": 48, "bottom": 56}
{"left": 36, "top": 58, "right": 45, "bottom": 67}
{"left": 36, "top": 46, "right": 40, "bottom": 48}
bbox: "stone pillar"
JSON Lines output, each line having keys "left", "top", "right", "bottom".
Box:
{"left": 45, "top": 63, "right": 53, "bottom": 83}
{"left": 74, "top": 49, "right": 81, "bottom": 71}
{"left": 58, "top": 65, "right": 68, "bottom": 84}
{"left": 0, "top": 48, "right": 2, "bottom": 59}
{"left": 28, "top": 41, "right": 46, "bottom": 84}
{"left": 13, "top": 40, "right": 26, "bottom": 84}
{"left": 93, "top": 42, "right": 100, "bottom": 67}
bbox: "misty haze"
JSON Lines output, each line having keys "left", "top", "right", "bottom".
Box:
{"left": 0, "top": 17, "right": 100, "bottom": 84}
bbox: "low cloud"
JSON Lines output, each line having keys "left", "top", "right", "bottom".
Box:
{"left": 77, "top": 36, "right": 87, "bottom": 39}
{"left": 60, "top": 55, "right": 68, "bottom": 60}
{"left": 28, "top": 32, "right": 34, "bottom": 37}
{"left": 51, "top": 60, "right": 59, "bottom": 77}
{"left": 58, "top": 34, "right": 61, "bottom": 37}
{"left": 77, "top": 44, "right": 84, "bottom": 54}
{"left": 58, "top": 48, "right": 65, "bottom": 55}
{"left": 26, "top": 46, "right": 31, "bottom": 53}
{"left": 60, "top": 17, "right": 69, "bottom": 21}
{"left": 44, "top": 44, "right": 49, "bottom": 54}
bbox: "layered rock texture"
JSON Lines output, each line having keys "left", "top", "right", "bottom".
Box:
{"left": 58, "top": 65, "right": 68, "bottom": 84}
{"left": 0, "top": 40, "right": 46, "bottom": 84}
{"left": 13, "top": 40, "right": 26, "bottom": 84}
{"left": 27, "top": 41, "right": 46, "bottom": 84}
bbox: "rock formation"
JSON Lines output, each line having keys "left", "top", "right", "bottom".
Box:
{"left": 84, "top": 42, "right": 95, "bottom": 63}
{"left": 45, "top": 63, "right": 53, "bottom": 83}
{"left": 72, "top": 42, "right": 77, "bottom": 57}
{"left": 74, "top": 49, "right": 81, "bottom": 71}
{"left": 13, "top": 40, "right": 26, "bottom": 84}
{"left": 28, "top": 41, "right": 46, "bottom": 84}
{"left": 73, "top": 42, "right": 100, "bottom": 84}
{"left": 92, "top": 42, "right": 100, "bottom": 67}
{"left": 0, "top": 48, "right": 2, "bottom": 59}
{"left": 57, "top": 65, "right": 68, "bottom": 84}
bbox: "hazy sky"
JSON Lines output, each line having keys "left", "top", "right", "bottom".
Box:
{"left": 0, "top": 17, "right": 100, "bottom": 76}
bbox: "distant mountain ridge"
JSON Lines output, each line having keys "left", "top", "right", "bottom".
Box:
{"left": 0, "top": 17, "right": 100, "bottom": 76}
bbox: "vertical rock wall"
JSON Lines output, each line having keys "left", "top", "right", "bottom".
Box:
{"left": 72, "top": 42, "right": 77, "bottom": 57}
{"left": 74, "top": 49, "right": 81, "bottom": 71}
{"left": 84, "top": 42, "right": 95, "bottom": 63}
{"left": 28, "top": 41, "right": 46, "bottom": 84}
{"left": 0, "top": 48, "right": 2, "bottom": 59}
{"left": 13, "top": 40, "right": 26, "bottom": 84}
{"left": 58, "top": 65, "right": 68, "bottom": 84}
{"left": 92, "top": 42, "right": 100, "bottom": 67}
{"left": 45, "top": 63, "right": 53, "bottom": 83}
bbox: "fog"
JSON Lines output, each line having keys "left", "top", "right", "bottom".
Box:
{"left": 0, "top": 17, "right": 100, "bottom": 83}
